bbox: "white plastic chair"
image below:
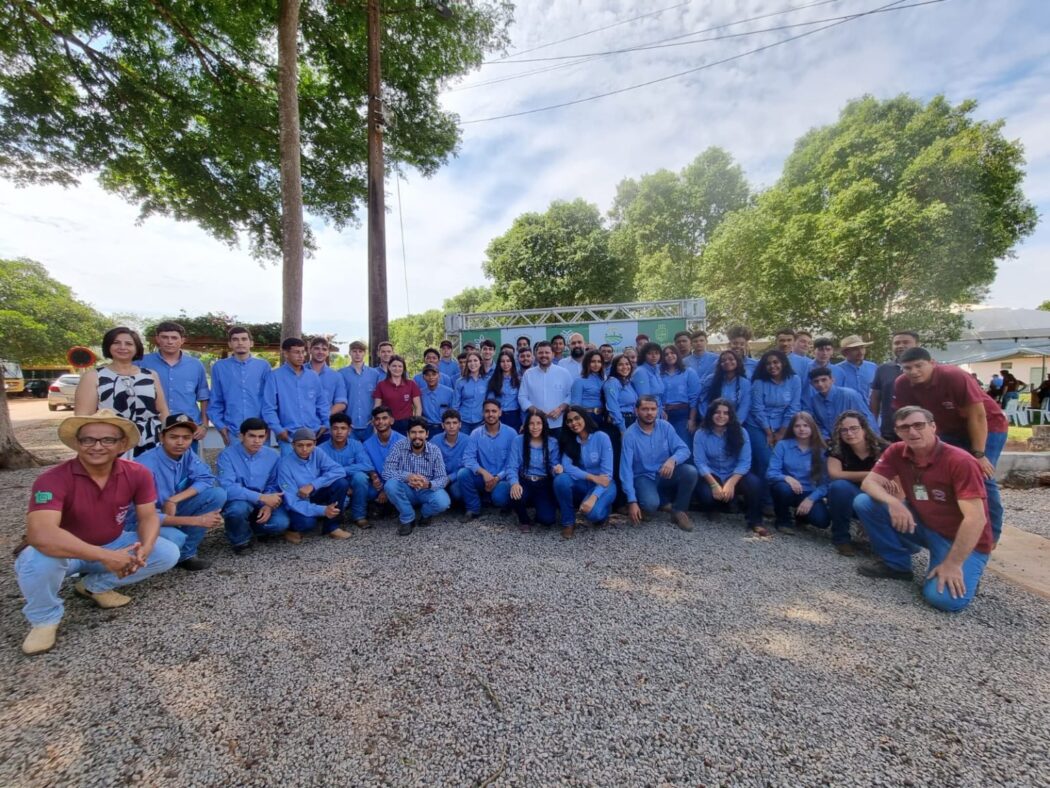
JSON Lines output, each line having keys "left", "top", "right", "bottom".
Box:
{"left": 1003, "top": 399, "right": 1028, "bottom": 426}
{"left": 1027, "top": 401, "right": 1050, "bottom": 426}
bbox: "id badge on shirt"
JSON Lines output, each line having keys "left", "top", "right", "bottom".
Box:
{"left": 913, "top": 484, "right": 929, "bottom": 501}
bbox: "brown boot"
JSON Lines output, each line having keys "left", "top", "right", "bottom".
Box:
{"left": 328, "top": 528, "right": 352, "bottom": 540}
{"left": 673, "top": 511, "right": 694, "bottom": 532}
{"left": 561, "top": 526, "right": 575, "bottom": 540}
{"left": 284, "top": 531, "right": 303, "bottom": 545}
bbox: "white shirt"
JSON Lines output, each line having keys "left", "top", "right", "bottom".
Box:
{"left": 518, "top": 364, "right": 574, "bottom": 427}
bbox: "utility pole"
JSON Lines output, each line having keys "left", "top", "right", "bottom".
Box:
{"left": 366, "top": 0, "right": 387, "bottom": 365}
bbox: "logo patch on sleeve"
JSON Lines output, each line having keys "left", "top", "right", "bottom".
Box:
{"left": 34, "top": 491, "right": 53, "bottom": 504}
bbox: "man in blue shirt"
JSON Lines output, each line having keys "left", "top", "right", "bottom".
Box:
{"left": 262, "top": 337, "right": 328, "bottom": 454}
{"left": 776, "top": 327, "right": 812, "bottom": 380}
{"left": 459, "top": 400, "right": 515, "bottom": 518}
{"left": 413, "top": 349, "right": 454, "bottom": 390}
{"left": 621, "top": 396, "right": 697, "bottom": 531}
{"left": 339, "top": 340, "right": 383, "bottom": 441}
{"left": 383, "top": 417, "right": 451, "bottom": 536}
{"left": 277, "top": 428, "right": 351, "bottom": 542}
{"left": 319, "top": 413, "right": 375, "bottom": 528}
{"left": 558, "top": 333, "right": 586, "bottom": 378}
{"left": 727, "top": 325, "right": 759, "bottom": 379}
{"left": 216, "top": 417, "right": 288, "bottom": 552}
{"left": 808, "top": 367, "right": 874, "bottom": 440}
{"left": 374, "top": 340, "right": 394, "bottom": 379}
{"left": 362, "top": 406, "right": 405, "bottom": 518}
{"left": 209, "top": 326, "right": 272, "bottom": 446}
{"left": 677, "top": 331, "right": 716, "bottom": 379}
{"left": 835, "top": 335, "right": 878, "bottom": 399}
{"left": 308, "top": 336, "right": 348, "bottom": 427}
{"left": 133, "top": 414, "right": 227, "bottom": 570}
{"left": 141, "top": 321, "right": 210, "bottom": 446}
{"left": 432, "top": 409, "right": 468, "bottom": 507}
{"left": 438, "top": 340, "right": 461, "bottom": 382}
{"left": 418, "top": 365, "right": 454, "bottom": 437}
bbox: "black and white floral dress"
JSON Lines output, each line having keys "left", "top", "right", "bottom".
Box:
{"left": 97, "top": 366, "right": 162, "bottom": 456}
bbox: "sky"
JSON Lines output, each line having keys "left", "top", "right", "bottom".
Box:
{"left": 0, "top": 0, "right": 1047, "bottom": 345}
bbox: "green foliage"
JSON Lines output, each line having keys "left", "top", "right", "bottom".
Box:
{"left": 1038, "top": 300, "right": 1050, "bottom": 311}
{"left": 0, "top": 258, "right": 109, "bottom": 364}
{"left": 144, "top": 312, "right": 283, "bottom": 345}
{"left": 700, "top": 95, "right": 1038, "bottom": 356}
{"left": 483, "top": 199, "right": 632, "bottom": 309}
{"left": 388, "top": 308, "right": 445, "bottom": 370}
{"left": 442, "top": 285, "right": 504, "bottom": 314}
{"left": 0, "top": 0, "right": 512, "bottom": 258}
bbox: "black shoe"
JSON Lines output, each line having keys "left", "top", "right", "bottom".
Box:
{"left": 418, "top": 517, "right": 433, "bottom": 527}
{"left": 857, "top": 561, "right": 912, "bottom": 581}
{"left": 464, "top": 511, "right": 480, "bottom": 521}
{"left": 231, "top": 541, "right": 253, "bottom": 555}
{"left": 177, "top": 556, "right": 211, "bottom": 571}
{"left": 397, "top": 521, "right": 415, "bottom": 536}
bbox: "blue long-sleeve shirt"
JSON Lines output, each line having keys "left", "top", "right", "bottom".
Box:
{"left": 454, "top": 375, "right": 488, "bottom": 424}
{"left": 834, "top": 359, "right": 878, "bottom": 399}
{"left": 662, "top": 368, "right": 700, "bottom": 407}
{"left": 140, "top": 351, "right": 209, "bottom": 422}
{"left": 809, "top": 385, "right": 874, "bottom": 440}
{"left": 507, "top": 437, "right": 561, "bottom": 484}
{"left": 562, "top": 430, "right": 614, "bottom": 499}
{"left": 603, "top": 378, "right": 638, "bottom": 429}
{"left": 747, "top": 377, "right": 802, "bottom": 432}
{"left": 486, "top": 377, "right": 520, "bottom": 413}
{"left": 319, "top": 438, "right": 373, "bottom": 476}
{"left": 697, "top": 373, "right": 751, "bottom": 423}
{"left": 414, "top": 371, "right": 453, "bottom": 389}
{"left": 518, "top": 365, "right": 573, "bottom": 428}
{"left": 262, "top": 363, "right": 327, "bottom": 436}
{"left": 431, "top": 431, "right": 468, "bottom": 478}
{"left": 692, "top": 428, "right": 752, "bottom": 480}
{"left": 683, "top": 352, "right": 719, "bottom": 379}
{"left": 338, "top": 364, "right": 383, "bottom": 431}
{"left": 463, "top": 423, "right": 517, "bottom": 478}
{"left": 312, "top": 364, "right": 348, "bottom": 413}
{"left": 208, "top": 355, "right": 271, "bottom": 434}
{"left": 216, "top": 442, "right": 281, "bottom": 504}
{"left": 571, "top": 375, "right": 604, "bottom": 410}
{"left": 619, "top": 420, "right": 691, "bottom": 503}
{"left": 438, "top": 358, "right": 461, "bottom": 382}
{"left": 632, "top": 363, "right": 665, "bottom": 405}
{"left": 420, "top": 383, "right": 455, "bottom": 424}
{"left": 787, "top": 353, "right": 812, "bottom": 380}
{"left": 135, "top": 445, "right": 217, "bottom": 524}
{"left": 278, "top": 449, "right": 347, "bottom": 517}
{"left": 766, "top": 438, "right": 828, "bottom": 501}
{"left": 362, "top": 431, "right": 406, "bottom": 474}
{"left": 742, "top": 356, "right": 759, "bottom": 379}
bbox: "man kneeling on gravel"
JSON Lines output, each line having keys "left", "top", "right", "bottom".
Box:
{"left": 14, "top": 411, "right": 181, "bottom": 655}
{"left": 853, "top": 406, "right": 994, "bottom": 612}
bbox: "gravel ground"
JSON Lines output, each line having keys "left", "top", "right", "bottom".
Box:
{"left": 1, "top": 466, "right": 1049, "bottom": 786}
{"left": 1002, "top": 489, "right": 1050, "bottom": 539}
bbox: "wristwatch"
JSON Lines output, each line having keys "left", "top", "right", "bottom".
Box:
{"left": 971, "top": 450, "right": 986, "bottom": 459}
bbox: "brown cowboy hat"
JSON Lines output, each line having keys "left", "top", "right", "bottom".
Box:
{"left": 57, "top": 409, "right": 140, "bottom": 451}
{"left": 838, "top": 335, "right": 873, "bottom": 349}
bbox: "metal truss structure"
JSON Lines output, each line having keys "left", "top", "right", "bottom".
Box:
{"left": 444, "top": 298, "right": 707, "bottom": 334}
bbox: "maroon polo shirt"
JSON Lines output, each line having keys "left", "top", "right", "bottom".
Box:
{"left": 373, "top": 378, "right": 421, "bottom": 421}
{"left": 28, "top": 458, "right": 157, "bottom": 546}
{"left": 870, "top": 439, "right": 993, "bottom": 553}
{"left": 893, "top": 364, "right": 1007, "bottom": 437}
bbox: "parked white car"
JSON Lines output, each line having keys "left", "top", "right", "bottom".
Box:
{"left": 47, "top": 374, "right": 80, "bottom": 411}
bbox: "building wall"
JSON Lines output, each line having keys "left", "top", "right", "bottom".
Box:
{"left": 958, "top": 357, "right": 1049, "bottom": 388}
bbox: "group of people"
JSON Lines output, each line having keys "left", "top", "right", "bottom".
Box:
{"left": 14, "top": 321, "right": 1006, "bottom": 654}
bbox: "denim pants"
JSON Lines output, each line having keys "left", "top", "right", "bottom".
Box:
{"left": 15, "top": 532, "right": 181, "bottom": 626}
{"left": 770, "top": 481, "right": 830, "bottom": 530}
{"left": 694, "top": 472, "right": 764, "bottom": 528}
{"left": 126, "top": 487, "right": 228, "bottom": 562}
{"left": 511, "top": 476, "right": 557, "bottom": 526}
{"left": 827, "top": 479, "right": 864, "bottom": 545}
{"left": 665, "top": 408, "right": 692, "bottom": 449}
{"left": 854, "top": 493, "right": 989, "bottom": 612}
{"left": 633, "top": 463, "right": 699, "bottom": 513}
{"left": 552, "top": 474, "right": 617, "bottom": 526}
{"left": 384, "top": 479, "right": 451, "bottom": 524}
{"left": 940, "top": 430, "right": 1006, "bottom": 542}
{"left": 346, "top": 471, "right": 377, "bottom": 520}
{"left": 222, "top": 499, "right": 290, "bottom": 547}
{"left": 287, "top": 478, "right": 351, "bottom": 534}
{"left": 500, "top": 410, "right": 522, "bottom": 432}
{"left": 351, "top": 425, "right": 373, "bottom": 443}
{"left": 458, "top": 468, "right": 511, "bottom": 514}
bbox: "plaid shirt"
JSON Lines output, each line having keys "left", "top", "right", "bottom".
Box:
{"left": 382, "top": 439, "right": 448, "bottom": 489}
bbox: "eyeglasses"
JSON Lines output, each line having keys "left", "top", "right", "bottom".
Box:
{"left": 77, "top": 436, "right": 123, "bottom": 447}
{"left": 895, "top": 421, "right": 931, "bottom": 433}
{"left": 839, "top": 425, "right": 863, "bottom": 434}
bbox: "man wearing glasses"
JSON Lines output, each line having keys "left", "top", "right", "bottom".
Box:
{"left": 853, "top": 406, "right": 994, "bottom": 612}
{"left": 14, "top": 411, "right": 181, "bottom": 655}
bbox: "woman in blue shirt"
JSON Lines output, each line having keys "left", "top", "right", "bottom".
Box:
{"left": 660, "top": 345, "right": 700, "bottom": 447}
{"left": 602, "top": 354, "right": 638, "bottom": 507}
{"left": 631, "top": 341, "right": 665, "bottom": 405}
{"left": 766, "top": 411, "right": 830, "bottom": 535}
{"left": 508, "top": 408, "right": 561, "bottom": 532}
{"left": 554, "top": 405, "right": 617, "bottom": 538}
{"left": 571, "top": 350, "right": 606, "bottom": 419}
{"left": 745, "top": 349, "right": 802, "bottom": 486}
{"left": 698, "top": 350, "right": 751, "bottom": 424}
{"left": 692, "top": 398, "right": 767, "bottom": 536}
{"left": 486, "top": 351, "right": 521, "bottom": 432}
{"left": 453, "top": 352, "right": 487, "bottom": 434}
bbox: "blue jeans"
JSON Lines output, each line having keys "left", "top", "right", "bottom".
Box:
{"left": 384, "top": 479, "right": 451, "bottom": 524}
{"left": 694, "top": 472, "right": 764, "bottom": 528}
{"left": 223, "top": 499, "right": 290, "bottom": 547}
{"left": 665, "top": 408, "right": 692, "bottom": 448}
{"left": 287, "top": 478, "right": 351, "bottom": 534}
{"left": 940, "top": 430, "right": 1006, "bottom": 542}
{"left": 827, "top": 479, "right": 863, "bottom": 545}
{"left": 553, "top": 474, "right": 616, "bottom": 526}
{"left": 351, "top": 425, "right": 373, "bottom": 443}
{"left": 14, "top": 532, "right": 181, "bottom": 626}
{"left": 462, "top": 421, "right": 482, "bottom": 435}
{"left": 445, "top": 475, "right": 463, "bottom": 505}
{"left": 770, "top": 481, "right": 830, "bottom": 530}
{"left": 458, "top": 467, "right": 511, "bottom": 514}
{"left": 511, "top": 476, "right": 557, "bottom": 525}
{"left": 126, "top": 487, "right": 228, "bottom": 562}
{"left": 345, "top": 471, "right": 376, "bottom": 520}
{"left": 632, "top": 463, "right": 699, "bottom": 514}
{"left": 501, "top": 410, "right": 522, "bottom": 432}
{"left": 854, "top": 493, "right": 989, "bottom": 612}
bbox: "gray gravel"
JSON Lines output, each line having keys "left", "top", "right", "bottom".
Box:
{"left": 1, "top": 466, "right": 1048, "bottom": 786}
{"left": 1002, "top": 488, "right": 1050, "bottom": 539}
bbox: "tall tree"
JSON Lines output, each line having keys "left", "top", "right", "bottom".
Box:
{"left": 700, "top": 95, "right": 1037, "bottom": 356}
{"left": 0, "top": 0, "right": 511, "bottom": 336}
{"left": 0, "top": 259, "right": 110, "bottom": 468}
{"left": 483, "top": 199, "right": 632, "bottom": 309}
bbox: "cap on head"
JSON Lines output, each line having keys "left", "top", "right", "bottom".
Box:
{"left": 292, "top": 427, "right": 316, "bottom": 443}
{"left": 161, "top": 413, "right": 200, "bottom": 434}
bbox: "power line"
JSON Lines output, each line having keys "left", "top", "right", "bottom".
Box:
{"left": 396, "top": 173, "right": 410, "bottom": 315}
{"left": 461, "top": 0, "right": 944, "bottom": 125}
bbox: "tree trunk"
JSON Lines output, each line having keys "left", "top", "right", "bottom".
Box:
{"left": 0, "top": 370, "right": 42, "bottom": 470}
{"left": 277, "top": 0, "right": 304, "bottom": 341}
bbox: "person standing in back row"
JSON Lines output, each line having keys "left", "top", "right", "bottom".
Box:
{"left": 140, "top": 321, "right": 209, "bottom": 449}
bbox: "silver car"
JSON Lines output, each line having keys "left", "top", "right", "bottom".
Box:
{"left": 47, "top": 374, "right": 80, "bottom": 411}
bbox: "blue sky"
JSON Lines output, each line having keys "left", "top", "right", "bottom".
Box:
{"left": 0, "top": 0, "right": 1046, "bottom": 343}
